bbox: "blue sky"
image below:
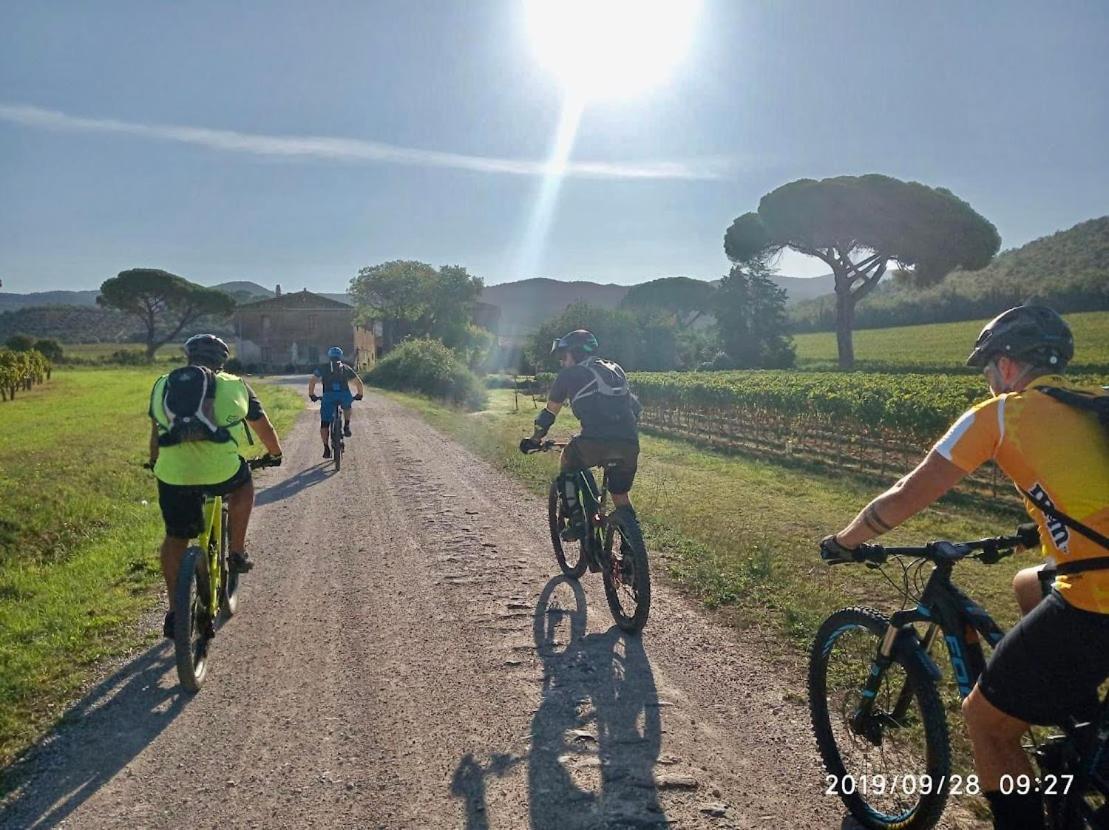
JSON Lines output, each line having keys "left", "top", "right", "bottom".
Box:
{"left": 1, "top": 0, "right": 1106, "bottom": 293}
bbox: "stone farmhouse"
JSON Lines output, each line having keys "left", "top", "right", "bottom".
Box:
{"left": 233, "top": 287, "right": 377, "bottom": 372}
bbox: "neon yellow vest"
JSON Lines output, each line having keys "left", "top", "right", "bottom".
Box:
{"left": 151, "top": 371, "right": 251, "bottom": 486}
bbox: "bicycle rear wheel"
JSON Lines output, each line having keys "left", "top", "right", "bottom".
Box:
{"left": 331, "top": 418, "right": 343, "bottom": 472}
{"left": 548, "top": 481, "right": 587, "bottom": 578}
{"left": 601, "top": 509, "right": 650, "bottom": 633}
{"left": 173, "top": 545, "right": 212, "bottom": 693}
{"left": 809, "top": 607, "right": 950, "bottom": 830}
{"left": 219, "top": 503, "right": 239, "bottom": 618}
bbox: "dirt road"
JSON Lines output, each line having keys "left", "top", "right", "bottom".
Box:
{"left": 3, "top": 387, "right": 860, "bottom": 829}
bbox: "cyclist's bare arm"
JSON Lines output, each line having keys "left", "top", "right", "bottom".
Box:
{"left": 352, "top": 374, "right": 365, "bottom": 397}
{"left": 835, "top": 450, "right": 966, "bottom": 547}
{"left": 308, "top": 375, "right": 319, "bottom": 397}
{"left": 247, "top": 413, "right": 283, "bottom": 457}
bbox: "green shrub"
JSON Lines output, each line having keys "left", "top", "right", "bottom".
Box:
{"left": 366, "top": 339, "right": 487, "bottom": 410}
{"left": 225, "top": 357, "right": 245, "bottom": 375}
{"left": 33, "top": 339, "right": 64, "bottom": 362}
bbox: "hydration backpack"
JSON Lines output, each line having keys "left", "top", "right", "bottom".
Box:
{"left": 570, "top": 358, "right": 640, "bottom": 425}
{"left": 156, "top": 365, "right": 233, "bottom": 447}
{"left": 1037, "top": 385, "right": 1109, "bottom": 435}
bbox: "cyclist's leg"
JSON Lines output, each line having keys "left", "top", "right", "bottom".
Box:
{"left": 156, "top": 479, "right": 205, "bottom": 613}
{"left": 340, "top": 390, "right": 354, "bottom": 435}
{"left": 1012, "top": 564, "right": 1053, "bottom": 616}
{"left": 966, "top": 591, "right": 1109, "bottom": 826}
{"left": 606, "top": 441, "right": 640, "bottom": 510}
{"left": 557, "top": 439, "right": 590, "bottom": 537}
{"left": 320, "top": 392, "right": 336, "bottom": 451}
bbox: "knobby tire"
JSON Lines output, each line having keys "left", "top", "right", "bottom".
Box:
{"left": 173, "top": 546, "right": 211, "bottom": 693}
{"left": 548, "top": 481, "right": 587, "bottom": 578}
{"left": 602, "top": 510, "right": 651, "bottom": 633}
{"left": 809, "top": 607, "right": 951, "bottom": 830}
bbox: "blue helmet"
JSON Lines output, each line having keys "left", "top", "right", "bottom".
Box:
{"left": 327, "top": 346, "right": 344, "bottom": 359}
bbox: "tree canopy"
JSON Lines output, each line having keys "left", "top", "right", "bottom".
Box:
{"left": 620, "top": 276, "right": 717, "bottom": 330}
{"left": 527, "top": 302, "right": 678, "bottom": 372}
{"left": 97, "top": 269, "right": 235, "bottom": 359}
{"left": 725, "top": 174, "right": 1000, "bottom": 368}
{"left": 349, "top": 260, "right": 484, "bottom": 352}
{"left": 714, "top": 264, "right": 795, "bottom": 369}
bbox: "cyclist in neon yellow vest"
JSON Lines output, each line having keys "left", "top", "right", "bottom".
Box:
{"left": 148, "top": 334, "right": 283, "bottom": 638}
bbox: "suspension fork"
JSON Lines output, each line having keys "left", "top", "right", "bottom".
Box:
{"left": 850, "top": 620, "right": 938, "bottom": 733}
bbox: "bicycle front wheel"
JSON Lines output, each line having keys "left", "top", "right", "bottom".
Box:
{"left": 601, "top": 510, "right": 650, "bottom": 633}
{"left": 809, "top": 607, "right": 951, "bottom": 830}
{"left": 548, "top": 481, "right": 587, "bottom": 578}
{"left": 173, "top": 545, "right": 212, "bottom": 693}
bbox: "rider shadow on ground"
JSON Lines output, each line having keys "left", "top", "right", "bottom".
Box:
{"left": 449, "top": 576, "right": 666, "bottom": 829}
{"left": 0, "top": 641, "right": 189, "bottom": 829}
{"left": 528, "top": 576, "right": 667, "bottom": 829}
{"left": 253, "top": 462, "right": 331, "bottom": 507}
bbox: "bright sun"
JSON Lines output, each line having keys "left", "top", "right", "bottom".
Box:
{"left": 524, "top": 0, "right": 701, "bottom": 101}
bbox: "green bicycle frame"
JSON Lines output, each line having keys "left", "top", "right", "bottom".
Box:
{"left": 196, "top": 495, "right": 223, "bottom": 615}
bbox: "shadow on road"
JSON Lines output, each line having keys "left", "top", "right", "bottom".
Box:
{"left": 450, "top": 576, "right": 668, "bottom": 829}
{"left": 0, "top": 642, "right": 189, "bottom": 829}
{"left": 254, "top": 462, "right": 331, "bottom": 507}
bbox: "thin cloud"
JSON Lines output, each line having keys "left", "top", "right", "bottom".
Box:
{"left": 0, "top": 103, "right": 733, "bottom": 181}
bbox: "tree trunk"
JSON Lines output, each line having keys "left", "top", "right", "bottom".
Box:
{"left": 834, "top": 277, "right": 856, "bottom": 370}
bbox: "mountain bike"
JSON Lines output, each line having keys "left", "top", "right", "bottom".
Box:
{"left": 528, "top": 439, "right": 650, "bottom": 633}
{"left": 808, "top": 525, "right": 1109, "bottom": 829}
{"left": 172, "top": 455, "right": 281, "bottom": 692}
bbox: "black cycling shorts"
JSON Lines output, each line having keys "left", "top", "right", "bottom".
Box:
{"left": 156, "top": 460, "right": 252, "bottom": 540}
{"left": 560, "top": 437, "right": 639, "bottom": 495}
{"left": 978, "top": 590, "right": 1109, "bottom": 726}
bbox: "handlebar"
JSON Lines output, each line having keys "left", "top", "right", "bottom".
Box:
{"left": 826, "top": 524, "right": 1040, "bottom": 568}
{"left": 521, "top": 439, "right": 568, "bottom": 454}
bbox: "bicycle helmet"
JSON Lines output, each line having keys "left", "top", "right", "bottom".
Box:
{"left": 965, "top": 304, "right": 1074, "bottom": 371}
{"left": 327, "top": 346, "right": 344, "bottom": 359}
{"left": 551, "top": 330, "right": 599, "bottom": 362}
{"left": 184, "top": 334, "right": 230, "bottom": 368}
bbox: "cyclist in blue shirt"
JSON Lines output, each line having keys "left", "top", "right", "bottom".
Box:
{"left": 308, "top": 346, "right": 364, "bottom": 458}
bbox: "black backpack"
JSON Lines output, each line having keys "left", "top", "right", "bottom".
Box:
{"left": 157, "top": 365, "right": 233, "bottom": 447}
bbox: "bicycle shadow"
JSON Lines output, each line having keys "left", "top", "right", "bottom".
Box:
{"left": 253, "top": 462, "right": 331, "bottom": 507}
{"left": 527, "top": 576, "right": 667, "bottom": 829}
{"left": 0, "top": 641, "right": 189, "bottom": 829}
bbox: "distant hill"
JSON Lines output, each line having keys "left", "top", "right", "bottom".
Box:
{"left": 0, "top": 290, "right": 100, "bottom": 311}
{"left": 481, "top": 278, "right": 630, "bottom": 336}
{"left": 481, "top": 273, "right": 829, "bottom": 336}
{"left": 790, "top": 216, "right": 1109, "bottom": 332}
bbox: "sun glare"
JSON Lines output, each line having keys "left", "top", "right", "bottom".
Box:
{"left": 525, "top": 0, "right": 701, "bottom": 100}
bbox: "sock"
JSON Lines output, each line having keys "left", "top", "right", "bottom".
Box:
{"left": 985, "top": 790, "right": 1043, "bottom": 830}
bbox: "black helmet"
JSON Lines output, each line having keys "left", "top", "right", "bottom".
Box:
{"left": 551, "top": 329, "right": 599, "bottom": 361}
{"left": 965, "top": 305, "right": 1073, "bottom": 370}
{"left": 184, "top": 334, "right": 231, "bottom": 368}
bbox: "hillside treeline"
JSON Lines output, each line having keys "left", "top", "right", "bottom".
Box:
{"left": 0, "top": 305, "right": 235, "bottom": 345}
{"left": 789, "top": 216, "right": 1109, "bottom": 332}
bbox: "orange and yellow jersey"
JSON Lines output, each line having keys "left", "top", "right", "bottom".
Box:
{"left": 933, "top": 376, "right": 1109, "bottom": 613}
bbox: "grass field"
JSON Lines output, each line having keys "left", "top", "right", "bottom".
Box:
{"left": 61, "top": 342, "right": 186, "bottom": 363}
{"left": 0, "top": 367, "right": 301, "bottom": 773}
{"left": 793, "top": 310, "right": 1109, "bottom": 370}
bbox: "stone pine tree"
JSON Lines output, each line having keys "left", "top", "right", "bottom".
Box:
{"left": 724, "top": 174, "right": 1000, "bottom": 368}
{"left": 714, "top": 263, "right": 795, "bottom": 369}
{"left": 97, "top": 269, "right": 235, "bottom": 360}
